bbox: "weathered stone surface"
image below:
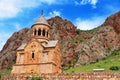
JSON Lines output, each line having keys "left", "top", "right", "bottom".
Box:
{"left": 1, "top": 72, "right": 120, "bottom": 80}
{"left": 12, "top": 15, "right": 61, "bottom": 74}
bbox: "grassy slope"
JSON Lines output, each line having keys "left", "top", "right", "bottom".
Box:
{"left": 65, "top": 49, "right": 120, "bottom": 73}
{"left": 0, "top": 69, "right": 11, "bottom": 76}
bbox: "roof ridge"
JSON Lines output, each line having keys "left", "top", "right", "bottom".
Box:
{"left": 33, "top": 14, "right": 49, "bottom": 26}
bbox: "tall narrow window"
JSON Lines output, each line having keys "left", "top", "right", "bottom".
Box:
{"left": 38, "top": 29, "right": 41, "bottom": 36}
{"left": 47, "top": 31, "right": 48, "bottom": 37}
{"left": 32, "top": 52, "right": 34, "bottom": 59}
{"left": 43, "top": 30, "right": 45, "bottom": 36}
{"left": 34, "top": 29, "right": 37, "bottom": 36}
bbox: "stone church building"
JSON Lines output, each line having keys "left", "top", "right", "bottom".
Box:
{"left": 11, "top": 14, "right": 61, "bottom": 74}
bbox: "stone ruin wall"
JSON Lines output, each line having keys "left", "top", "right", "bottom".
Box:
{"left": 1, "top": 72, "right": 120, "bottom": 80}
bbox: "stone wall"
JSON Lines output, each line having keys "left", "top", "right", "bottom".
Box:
{"left": 1, "top": 72, "right": 120, "bottom": 80}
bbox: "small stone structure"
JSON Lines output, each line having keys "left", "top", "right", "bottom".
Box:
{"left": 11, "top": 14, "right": 61, "bottom": 74}
{"left": 1, "top": 72, "right": 120, "bottom": 80}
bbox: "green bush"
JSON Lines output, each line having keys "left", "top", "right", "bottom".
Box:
{"left": 109, "top": 66, "right": 119, "bottom": 71}
{"left": 76, "top": 29, "right": 81, "bottom": 34}
{"left": 31, "top": 76, "right": 42, "bottom": 80}
{"left": 7, "top": 66, "right": 12, "bottom": 70}
{"left": 112, "top": 48, "right": 120, "bottom": 56}
{"left": 106, "top": 48, "right": 111, "bottom": 53}
{"left": 71, "top": 55, "right": 79, "bottom": 68}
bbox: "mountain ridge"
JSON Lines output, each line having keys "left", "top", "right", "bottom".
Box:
{"left": 0, "top": 11, "right": 120, "bottom": 69}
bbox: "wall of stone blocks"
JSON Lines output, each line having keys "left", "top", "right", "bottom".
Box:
{"left": 1, "top": 72, "right": 120, "bottom": 80}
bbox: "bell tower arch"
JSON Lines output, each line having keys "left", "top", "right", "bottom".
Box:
{"left": 31, "top": 13, "right": 50, "bottom": 44}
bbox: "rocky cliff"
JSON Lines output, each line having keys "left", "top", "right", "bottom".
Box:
{"left": 0, "top": 11, "right": 120, "bottom": 69}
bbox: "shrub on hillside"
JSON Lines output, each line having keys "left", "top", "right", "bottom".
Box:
{"left": 76, "top": 29, "right": 81, "bottom": 34}
{"left": 112, "top": 48, "right": 120, "bottom": 56}
{"left": 109, "top": 66, "right": 120, "bottom": 71}
{"left": 31, "top": 76, "right": 42, "bottom": 80}
{"left": 7, "top": 66, "right": 12, "bottom": 70}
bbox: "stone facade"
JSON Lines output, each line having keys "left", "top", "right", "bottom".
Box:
{"left": 11, "top": 14, "right": 61, "bottom": 74}
{"left": 1, "top": 72, "right": 120, "bottom": 80}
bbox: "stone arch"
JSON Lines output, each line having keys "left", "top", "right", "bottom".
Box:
{"left": 32, "top": 52, "right": 34, "bottom": 59}
{"left": 34, "top": 29, "right": 37, "bottom": 36}
{"left": 47, "top": 31, "right": 48, "bottom": 37}
{"left": 42, "top": 29, "right": 45, "bottom": 36}
{"left": 38, "top": 29, "right": 41, "bottom": 36}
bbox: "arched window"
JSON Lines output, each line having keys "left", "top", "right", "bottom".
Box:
{"left": 38, "top": 29, "right": 41, "bottom": 36}
{"left": 34, "top": 29, "right": 37, "bottom": 36}
{"left": 43, "top": 30, "right": 45, "bottom": 36}
{"left": 47, "top": 31, "right": 48, "bottom": 37}
{"left": 32, "top": 52, "right": 34, "bottom": 59}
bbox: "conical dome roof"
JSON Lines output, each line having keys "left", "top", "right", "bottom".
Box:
{"left": 32, "top": 14, "right": 50, "bottom": 27}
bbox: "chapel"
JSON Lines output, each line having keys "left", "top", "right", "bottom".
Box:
{"left": 11, "top": 13, "right": 61, "bottom": 74}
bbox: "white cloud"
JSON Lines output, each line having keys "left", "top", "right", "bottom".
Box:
{"left": 39, "top": 0, "right": 56, "bottom": 5}
{"left": 0, "top": 1, "right": 19, "bottom": 19}
{"left": 46, "top": 10, "right": 61, "bottom": 19}
{"left": 74, "top": 1, "right": 80, "bottom": 5}
{"left": 80, "top": 0, "right": 98, "bottom": 5}
{"left": 75, "top": 16, "right": 105, "bottom": 30}
{"left": 14, "top": 23, "right": 22, "bottom": 31}
{"left": 49, "top": 11, "right": 61, "bottom": 16}
{"left": 75, "top": 0, "right": 98, "bottom": 8}
{"left": 0, "top": 0, "right": 38, "bottom": 19}
{"left": 0, "top": 0, "right": 59, "bottom": 20}
{"left": 91, "top": 0, "right": 98, "bottom": 5}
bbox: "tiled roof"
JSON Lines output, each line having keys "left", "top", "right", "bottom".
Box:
{"left": 17, "top": 40, "right": 58, "bottom": 50}
{"left": 45, "top": 40, "right": 58, "bottom": 48}
{"left": 17, "top": 43, "right": 27, "bottom": 50}
{"left": 33, "top": 15, "right": 49, "bottom": 26}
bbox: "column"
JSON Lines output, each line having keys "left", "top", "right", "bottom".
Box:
{"left": 33, "top": 29, "right": 34, "bottom": 36}
{"left": 36, "top": 29, "right": 38, "bottom": 36}
{"left": 41, "top": 28, "right": 43, "bottom": 36}
{"left": 16, "top": 53, "right": 19, "bottom": 64}
{"left": 45, "top": 30, "right": 47, "bottom": 37}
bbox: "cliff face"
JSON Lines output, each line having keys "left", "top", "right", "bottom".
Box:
{"left": 0, "top": 11, "right": 120, "bottom": 69}
{"left": 103, "top": 11, "right": 120, "bottom": 33}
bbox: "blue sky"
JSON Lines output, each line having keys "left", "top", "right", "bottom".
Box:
{"left": 0, "top": 0, "right": 120, "bottom": 50}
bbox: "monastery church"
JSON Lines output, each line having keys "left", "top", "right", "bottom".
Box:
{"left": 11, "top": 13, "right": 61, "bottom": 74}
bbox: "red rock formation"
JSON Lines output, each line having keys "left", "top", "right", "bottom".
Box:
{"left": 103, "top": 11, "right": 120, "bottom": 33}
{"left": 0, "top": 11, "right": 120, "bottom": 69}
